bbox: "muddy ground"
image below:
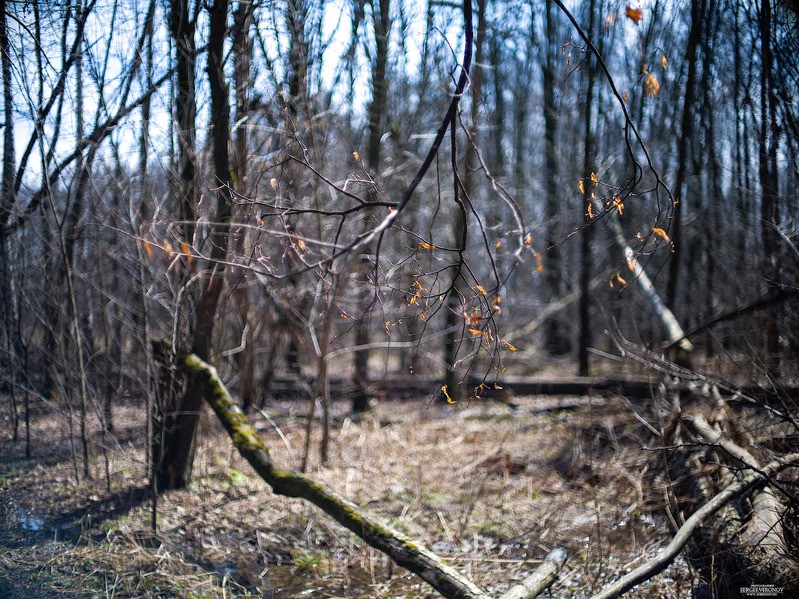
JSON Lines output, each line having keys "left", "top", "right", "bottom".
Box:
{"left": 0, "top": 389, "right": 695, "bottom": 598}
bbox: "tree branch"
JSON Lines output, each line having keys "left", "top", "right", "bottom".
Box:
{"left": 590, "top": 453, "right": 799, "bottom": 599}
{"left": 499, "top": 547, "right": 568, "bottom": 599}
{"left": 179, "top": 351, "right": 485, "bottom": 599}
{"left": 2, "top": 67, "right": 175, "bottom": 237}
{"left": 665, "top": 289, "right": 799, "bottom": 349}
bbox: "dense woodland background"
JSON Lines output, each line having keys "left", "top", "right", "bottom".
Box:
{"left": 1, "top": 0, "right": 798, "bottom": 596}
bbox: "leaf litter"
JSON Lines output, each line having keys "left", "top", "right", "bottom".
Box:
{"left": 0, "top": 394, "right": 693, "bottom": 597}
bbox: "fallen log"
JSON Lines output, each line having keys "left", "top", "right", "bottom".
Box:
{"left": 685, "top": 414, "right": 795, "bottom": 590}
{"left": 265, "top": 375, "right": 660, "bottom": 401}
{"left": 264, "top": 375, "right": 799, "bottom": 407}
{"left": 591, "top": 452, "right": 799, "bottom": 599}
{"left": 466, "top": 376, "right": 656, "bottom": 399}
{"left": 602, "top": 206, "right": 693, "bottom": 355}
{"left": 179, "top": 351, "right": 567, "bottom": 599}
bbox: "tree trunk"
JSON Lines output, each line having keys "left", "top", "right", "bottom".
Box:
{"left": 577, "top": 0, "right": 597, "bottom": 376}
{"left": 0, "top": 0, "right": 13, "bottom": 225}
{"left": 0, "top": 0, "right": 18, "bottom": 440}
{"left": 758, "top": 0, "right": 781, "bottom": 377}
{"left": 286, "top": 0, "right": 308, "bottom": 118}
{"left": 443, "top": 0, "right": 485, "bottom": 401}
{"left": 352, "top": 0, "right": 391, "bottom": 414}
{"left": 232, "top": 0, "right": 257, "bottom": 412}
{"left": 666, "top": 0, "right": 701, "bottom": 313}
{"left": 162, "top": 0, "right": 234, "bottom": 490}
{"left": 137, "top": 0, "right": 156, "bottom": 478}
{"left": 542, "top": 0, "right": 569, "bottom": 355}
{"left": 153, "top": 0, "right": 200, "bottom": 491}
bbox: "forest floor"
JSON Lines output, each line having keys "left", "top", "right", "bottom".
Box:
{"left": 0, "top": 382, "right": 697, "bottom": 598}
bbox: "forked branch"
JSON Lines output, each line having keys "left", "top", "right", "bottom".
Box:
{"left": 590, "top": 452, "right": 799, "bottom": 599}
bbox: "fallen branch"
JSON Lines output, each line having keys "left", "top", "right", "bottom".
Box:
{"left": 590, "top": 452, "right": 799, "bottom": 599}
{"left": 179, "top": 352, "right": 483, "bottom": 598}
{"left": 499, "top": 547, "right": 568, "bottom": 599}
{"left": 665, "top": 289, "right": 799, "bottom": 349}
{"left": 266, "top": 375, "right": 660, "bottom": 401}
{"left": 686, "top": 414, "right": 762, "bottom": 471}
{"left": 605, "top": 213, "right": 693, "bottom": 353}
{"left": 686, "top": 414, "right": 785, "bottom": 553}
{"left": 181, "top": 351, "right": 568, "bottom": 598}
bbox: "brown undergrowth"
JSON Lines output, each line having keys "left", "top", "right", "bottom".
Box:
{"left": 0, "top": 393, "right": 693, "bottom": 597}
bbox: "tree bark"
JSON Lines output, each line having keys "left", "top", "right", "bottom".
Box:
{"left": 577, "top": 0, "right": 597, "bottom": 376}
{"left": 352, "top": 0, "right": 392, "bottom": 414}
{"left": 153, "top": 0, "right": 202, "bottom": 491}
{"left": 443, "top": 0, "right": 485, "bottom": 402}
{"left": 232, "top": 0, "right": 257, "bottom": 413}
{"left": 164, "top": 0, "right": 235, "bottom": 488}
{"left": 0, "top": 0, "right": 13, "bottom": 219}
{"left": 758, "top": 0, "right": 781, "bottom": 376}
{"left": 542, "top": 0, "right": 568, "bottom": 355}
{"left": 665, "top": 0, "right": 701, "bottom": 313}
{"left": 286, "top": 0, "right": 309, "bottom": 117}
{"left": 0, "top": 0, "right": 17, "bottom": 439}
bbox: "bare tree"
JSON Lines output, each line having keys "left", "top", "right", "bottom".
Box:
{"left": 352, "top": 0, "right": 392, "bottom": 413}
{"left": 152, "top": 0, "right": 201, "bottom": 491}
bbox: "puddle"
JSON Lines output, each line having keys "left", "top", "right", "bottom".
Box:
{"left": 7, "top": 507, "right": 77, "bottom": 543}
{"left": 14, "top": 510, "right": 45, "bottom": 532}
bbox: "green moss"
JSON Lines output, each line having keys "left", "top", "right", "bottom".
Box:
{"left": 291, "top": 548, "right": 330, "bottom": 574}
{"left": 476, "top": 521, "right": 508, "bottom": 539}
{"left": 228, "top": 468, "right": 251, "bottom": 486}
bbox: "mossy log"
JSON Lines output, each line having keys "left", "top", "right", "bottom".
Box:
{"left": 179, "top": 352, "right": 567, "bottom": 598}
{"left": 178, "top": 352, "right": 484, "bottom": 598}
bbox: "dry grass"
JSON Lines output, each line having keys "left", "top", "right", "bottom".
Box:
{"left": 0, "top": 393, "right": 694, "bottom": 597}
